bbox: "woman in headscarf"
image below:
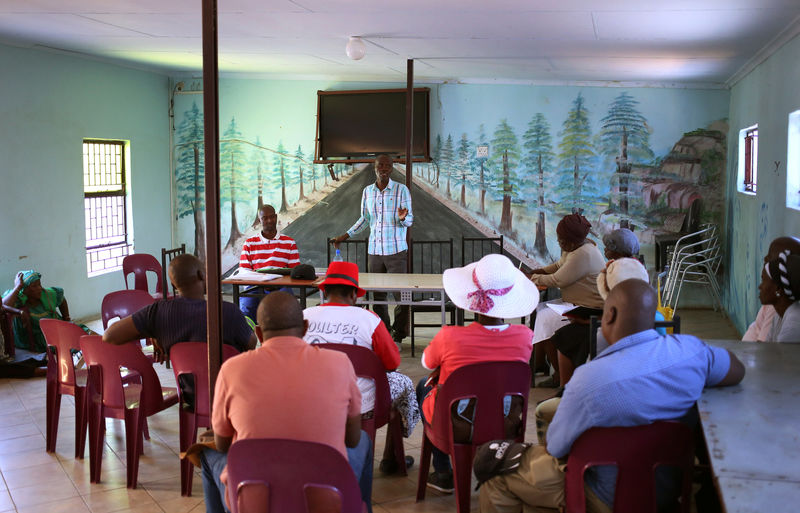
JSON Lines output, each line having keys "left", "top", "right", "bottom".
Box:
{"left": 758, "top": 250, "right": 800, "bottom": 342}
{"left": 2, "top": 270, "right": 71, "bottom": 353}
{"left": 529, "top": 213, "right": 605, "bottom": 387}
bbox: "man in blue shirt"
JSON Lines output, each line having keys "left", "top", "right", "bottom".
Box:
{"left": 332, "top": 154, "right": 413, "bottom": 343}
{"left": 479, "top": 279, "right": 745, "bottom": 513}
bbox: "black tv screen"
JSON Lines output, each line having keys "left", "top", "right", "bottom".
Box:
{"left": 314, "top": 88, "right": 430, "bottom": 164}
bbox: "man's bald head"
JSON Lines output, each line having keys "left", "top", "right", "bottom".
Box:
{"left": 255, "top": 291, "right": 306, "bottom": 340}
{"left": 168, "top": 254, "right": 204, "bottom": 291}
{"left": 601, "top": 279, "right": 658, "bottom": 344}
{"left": 766, "top": 236, "right": 800, "bottom": 263}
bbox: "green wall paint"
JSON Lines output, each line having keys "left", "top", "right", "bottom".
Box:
{"left": 0, "top": 43, "right": 171, "bottom": 319}
{"left": 724, "top": 34, "right": 800, "bottom": 335}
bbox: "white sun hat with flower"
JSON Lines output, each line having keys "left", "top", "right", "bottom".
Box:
{"left": 443, "top": 254, "right": 539, "bottom": 318}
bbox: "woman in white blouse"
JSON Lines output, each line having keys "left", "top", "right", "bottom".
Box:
{"left": 758, "top": 250, "right": 800, "bottom": 342}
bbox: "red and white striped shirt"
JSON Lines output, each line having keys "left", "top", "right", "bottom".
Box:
{"left": 239, "top": 233, "right": 300, "bottom": 270}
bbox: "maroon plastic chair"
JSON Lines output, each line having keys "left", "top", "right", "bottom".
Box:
{"left": 170, "top": 342, "right": 241, "bottom": 496}
{"left": 101, "top": 290, "right": 157, "bottom": 329}
{"left": 321, "top": 343, "right": 409, "bottom": 476}
{"left": 40, "top": 319, "right": 90, "bottom": 458}
{"left": 416, "top": 361, "right": 531, "bottom": 513}
{"left": 226, "top": 438, "right": 367, "bottom": 513}
{"left": 566, "top": 421, "right": 694, "bottom": 513}
{"left": 101, "top": 289, "right": 158, "bottom": 372}
{"left": 122, "top": 253, "right": 165, "bottom": 299}
{"left": 80, "top": 335, "right": 178, "bottom": 488}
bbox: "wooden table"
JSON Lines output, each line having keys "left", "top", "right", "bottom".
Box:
{"left": 700, "top": 340, "right": 800, "bottom": 512}
{"left": 223, "top": 275, "right": 323, "bottom": 309}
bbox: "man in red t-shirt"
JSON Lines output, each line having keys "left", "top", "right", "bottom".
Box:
{"left": 417, "top": 254, "right": 539, "bottom": 493}
{"left": 238, "top": 204, "right": 300, "bottom": 322}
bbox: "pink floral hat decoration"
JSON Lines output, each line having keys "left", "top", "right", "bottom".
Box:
{"left": 443, "top": 254, "right": 539, "bottom": 319}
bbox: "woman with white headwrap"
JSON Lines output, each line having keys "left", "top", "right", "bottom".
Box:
{"left": 758, "top": 250, "right": 800, "bottom": 342}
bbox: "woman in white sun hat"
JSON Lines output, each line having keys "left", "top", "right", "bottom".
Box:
{"left": 416, "top": 253, "right": 539, "bottom": 494}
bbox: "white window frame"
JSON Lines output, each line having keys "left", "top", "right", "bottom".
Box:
{"left": 787, "top": 110, "right": 800, "bottom": 211}
{"left": 737, "top": 124, "right": 758, "bottom": 195}
{"left": 83, "top": 139, "right": 134, "bottom": 277}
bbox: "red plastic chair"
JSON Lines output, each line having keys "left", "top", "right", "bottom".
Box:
{"left": 566, "top": 421, "right": 694, "bottom": 513}
{"left": 416, "top": 361, "right": 531, "bottom": 513}
{"left": 40, "top": 319, "right": 90, "bottom": 458}
{"left": 170, "top": 342, "right": 241, "bottom": 496}
{"left": 101, "top": 290, "right": 157, "bottom": 329}
{"left": 80, "top": 335, "right": 178, "bottom": 488}
{"left": 226, "top": 438, "right": 367, "bottom": 513}
{"left": 321, "top": 343, "right": 408, "bottom": 475}
{"left": 122, "top": 253, "right": 165, "bottom": 299}
{"left": 101, "top": 289, "right": 158, "bottom": 372}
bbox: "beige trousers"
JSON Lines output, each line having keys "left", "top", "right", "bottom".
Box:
{"left": 535, "top": 397, "right": 561, "bottom": 446}
{"left": 480, "top": 432, "right": 611, "bottom": 513}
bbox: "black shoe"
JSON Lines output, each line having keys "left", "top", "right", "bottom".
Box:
{"left": 379, "top": 455, "right": 414, "bottom": 474}
{"left": 426, "top": 471, "right": 454, "bottom": 493}
{"left": 392, "top": 330, "right": 406, "bottom": 344}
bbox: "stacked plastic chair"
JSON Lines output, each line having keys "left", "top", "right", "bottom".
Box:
{"left": 660, "top": 224, "right": 723, "bottom": 316}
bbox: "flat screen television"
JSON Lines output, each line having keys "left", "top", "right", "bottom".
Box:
{"left": 314, "top": 88, "right": 431, "bottom": 164}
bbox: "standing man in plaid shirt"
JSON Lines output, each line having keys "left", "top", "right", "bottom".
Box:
{"left": 332, "top": 155, "right": 413, "bottom": 344}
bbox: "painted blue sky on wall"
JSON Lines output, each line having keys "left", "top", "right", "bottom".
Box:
{"left": 171, "top": 79, "right": 729, "bottom": 269}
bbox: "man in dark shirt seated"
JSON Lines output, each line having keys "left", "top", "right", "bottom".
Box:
{"left": 103, "top": 254, "right": 256, "bottom": 355}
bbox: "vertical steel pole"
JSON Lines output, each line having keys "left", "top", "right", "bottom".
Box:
{"left": 201, "top": 0, "right": 223, "bottom": 407}
{"left": 405, "top": 59, "right": 414, "bottom": 272}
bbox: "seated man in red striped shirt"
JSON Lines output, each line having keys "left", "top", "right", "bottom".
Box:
{"left": 238, "top": 204, "right": 300, "bottom": 322}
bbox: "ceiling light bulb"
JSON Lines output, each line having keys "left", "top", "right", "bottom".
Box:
{"left": 346, "top": 37, "right": 366, "bottom": 60}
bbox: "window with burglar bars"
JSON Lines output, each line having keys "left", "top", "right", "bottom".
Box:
{"left": 83, "top": 140, "right": 132, "bottom": 276}
{"left": 743, "top": 127, "right": 758, "bottom": 193}
{"left": 737, "top": 124, "right": 758, "bottom": 196}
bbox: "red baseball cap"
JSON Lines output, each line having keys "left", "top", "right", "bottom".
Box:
{"left": 318, "top": 261, "right": 366, "bottom": 297}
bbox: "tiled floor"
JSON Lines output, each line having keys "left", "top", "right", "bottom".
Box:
{"left": 0, "top": 308, "right": 739, "bottom": 512}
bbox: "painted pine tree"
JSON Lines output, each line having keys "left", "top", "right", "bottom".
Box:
{"left": 174, "top": 101, "right": 206, "bottom": 261}
{"left": 441, "top": 134, "right": 455, "bottom": 199}
{"left": 293, "top": 145, "right": 306, "bottom": 202}
{"left": 596, "top": 91, "right": 654, "bottom": 228}
{"left": 556, "top": 93, "right": 597, "bottom": 216}
{"left": 220, "top": 117, "right": 248, "bottom": 248}
{"left": 431, "top": 134, "right": 443, "bottom": 185}
{"left": 310, "top": 162, "right": 318, "bottom": 193}
{"left": 456, "top": 133, "right": 473, "bottom": 208}
{"left": 522, "top": 113, "right": 555, "bottom": 257}
{"left": 272, "top": 141, "right": 290, "bottom": 213}
{"left": 474, "top": 124, "right": 489, "bottom": 216}
{"left": 489, "top": 119, "right": 521, "bottom": 234}
{"left": 249, "top": 137, "right": 268, "bottom": 229}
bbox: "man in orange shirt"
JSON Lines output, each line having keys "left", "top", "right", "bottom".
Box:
{"left": 200, "top": 292, "right": 373, "bottom": 512}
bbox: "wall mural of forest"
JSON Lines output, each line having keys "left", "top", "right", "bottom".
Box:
{"left": 415, "top": 91, "right": 728, "bottom": 264}
{"left": 171, "top": 81, "right": 730, "bottom": 271}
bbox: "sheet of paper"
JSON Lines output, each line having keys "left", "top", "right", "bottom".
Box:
{"left": 545, "top": 302, "right": 575, "bottom": 315}
{"left": 229, "top": 268, "right": 281, "bottom": 281}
